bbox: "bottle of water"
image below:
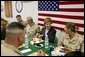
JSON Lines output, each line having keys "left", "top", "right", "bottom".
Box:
{"left": 25, "top": 33, "right": 29, "bottom": 48}
{"left": 45, "top": 34, "right": 49, "bottom": 49}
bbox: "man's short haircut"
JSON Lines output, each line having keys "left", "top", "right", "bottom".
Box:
{"left": 7, "top": 22, "right": 25, "bottom": 30}
{"left": 6, "top": 22, "right": 25, "bottom": 38}
{"left": 16, "top": 15, "right": 21, "bottom": 18}
{"left": 27, "top": 17, "right": 33, "bottom": 19}
{"left": 66, "top": 22, "right": 76, "bottom": 32}
{"left": 27, "top": 17, "right": 33, "bottom": 22}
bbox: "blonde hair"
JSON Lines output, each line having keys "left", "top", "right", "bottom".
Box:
{"left": 44, "top": 18, "right": 52, "bottom": 24}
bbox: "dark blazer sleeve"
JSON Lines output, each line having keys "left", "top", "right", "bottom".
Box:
{"left": 38, "top": 27, "right": 45, "bottom": 40}
{"left": 47, "top": 28, "right": 56, "bottom": 44}
{"left": 39, "top": 27, "right": 56, "bottom": 44}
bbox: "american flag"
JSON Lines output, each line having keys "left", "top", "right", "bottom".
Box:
{"left": 38, "top": 1, "right": 84, "bottom": 35}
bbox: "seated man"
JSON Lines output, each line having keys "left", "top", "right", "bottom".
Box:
{"left": 38, "top": 18, "right": 56, "bottom": 44}
{"left": 16, "top": 15, "right": 27, "bottom": 27}
{"left": 26, "top": 17, "right": 40, "bottom": 40}
{"left": 57, "top": 22, "right": 84, "bottom": 53}
{"left": 1, "top": 22, "right": 26, "bottom": 56}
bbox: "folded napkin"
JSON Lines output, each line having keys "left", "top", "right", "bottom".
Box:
{"left": 20, "top": 48, "right": 31, "bottom": 53}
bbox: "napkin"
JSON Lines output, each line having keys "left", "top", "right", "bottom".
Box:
{"left": 20, "top": 48, "right": 31, "bottom": 53}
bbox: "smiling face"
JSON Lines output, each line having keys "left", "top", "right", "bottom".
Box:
{"left": 45, "top": 22, "right": 51, "bottom": 30}
{"left": 44, "top": 18, "right": 52, "bottom": 30}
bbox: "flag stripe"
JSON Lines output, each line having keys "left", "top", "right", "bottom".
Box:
{"left": 38, "top": 20, "right": 84, "bottom": 32}
{"left": 38, "top": 16, "right": 84, "bottom": 24}
{"left": 59, "top": 8, "right": 84, "bottom": 12}
{"left": 39, "top": 11, "right": 84, "bottom": 16}
{"left": 59, "top": 4, "right": 84, "bottom": 8}
{"left": 38, "top": 18, "right": 84, "bottom": 28}
{"left": 38, "top": 13, "right": 84, "bottom": 20}
{"left": 38, "top": 23, "right": 84, "bottom": 35}
{"left": 59, "top": 1, "right": 84, "bottom": 5}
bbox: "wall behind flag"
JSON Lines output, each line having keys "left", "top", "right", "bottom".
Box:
{"left": 1, "top": 1, "right": 38, "bottom": 24}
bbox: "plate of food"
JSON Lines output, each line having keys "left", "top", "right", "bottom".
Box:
{"left": 30, "top": 38, "right": 44, "bottom": 44}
